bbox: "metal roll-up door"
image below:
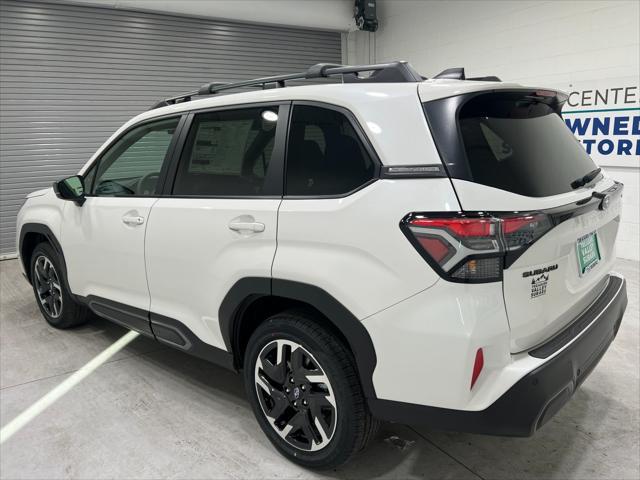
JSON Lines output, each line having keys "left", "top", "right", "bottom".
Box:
{"left": 0, "top": 0, "right": 342, "bottom": 256}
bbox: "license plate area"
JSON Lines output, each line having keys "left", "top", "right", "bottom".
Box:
{"left": 576, "top": 231, "right": 601, "bottom": 276}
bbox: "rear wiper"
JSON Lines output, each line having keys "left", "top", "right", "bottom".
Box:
{"left": 571, "top": 168, "right": 602, "bottom": 190}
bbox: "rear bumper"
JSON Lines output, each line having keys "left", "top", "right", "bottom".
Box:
{"left": 369, "top": 275, "right": 627, "bottom": 436}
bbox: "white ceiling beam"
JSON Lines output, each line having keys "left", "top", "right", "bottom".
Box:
{"left": 59, "top": 0, "right": 356, "bottom": 31}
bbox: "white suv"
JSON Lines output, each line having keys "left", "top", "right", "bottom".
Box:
{"left": 17, "top": 62, "right": 628, "bottom": 469}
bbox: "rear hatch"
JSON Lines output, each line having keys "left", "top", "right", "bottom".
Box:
{"left": 420, "top": 87, "right": 623, "bottom": 352}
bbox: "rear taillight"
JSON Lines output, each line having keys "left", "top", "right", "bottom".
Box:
{"left": 501, "top": 213, "right": 553, "bottom": 249}
{"left": 401, "top": 212, "right": 553, "bottom": 283}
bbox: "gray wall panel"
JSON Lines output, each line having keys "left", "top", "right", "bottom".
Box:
{"left": 0, "top": 0, "right": 341, "bottom": 256}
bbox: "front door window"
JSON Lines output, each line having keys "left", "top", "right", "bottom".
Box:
{"left": 92, "top": 117, "right": 179, "bottom": 196}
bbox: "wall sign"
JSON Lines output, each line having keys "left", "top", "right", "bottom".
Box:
{"left": 561, "top": 84, "right": 640, "bottom": 168}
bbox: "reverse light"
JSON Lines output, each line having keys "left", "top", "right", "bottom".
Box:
{"left": 470, "top": 348, "right": 484, "bottom": 390}
{"left": 451, "top": 257, "right": 502, "bottom": 281}
{"left": 402, "top": 212, "right": 553, "bottom": 283}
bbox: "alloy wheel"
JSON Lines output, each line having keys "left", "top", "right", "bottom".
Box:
{"left": 254, "top": 339, "right": 337, "bottom": 451}
{"left": 33, "top": 255, "right": 63, "bottom": 318}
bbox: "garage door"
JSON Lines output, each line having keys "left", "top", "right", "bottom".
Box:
{"left": 0, "top": 0, "right": 342, "bottom": 256}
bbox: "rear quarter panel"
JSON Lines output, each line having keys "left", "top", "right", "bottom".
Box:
{"left": 272, "top": 178, "right": 460, "bottom": 320}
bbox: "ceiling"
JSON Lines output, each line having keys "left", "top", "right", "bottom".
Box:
{"left": 61, "top": 0, "right": 356, "bottom": 31}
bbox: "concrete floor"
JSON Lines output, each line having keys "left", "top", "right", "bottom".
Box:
{"left": 0, "top": 258, "right": 638, "bottom": 480}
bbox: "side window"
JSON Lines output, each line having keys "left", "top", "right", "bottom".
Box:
{"left": 92, "top": 117, "right": 179, "bottom": 196}
{"left": 285, "top": 105, "right": 375, "bottom": 196}
{"left": 173, "top": 107, "right": 279, "bottom": 196}
{"left": 303, "top": 124, "right": 326, "bottom": 155}
{"left": 82, "top": 164, "right": 96, "bottom": 193}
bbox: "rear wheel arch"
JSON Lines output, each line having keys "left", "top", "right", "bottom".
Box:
{"left": 219, "top": 278, "right": 378, "bottom": 400}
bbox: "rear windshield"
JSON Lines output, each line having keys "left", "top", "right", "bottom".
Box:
{"left": 424, "top": 91, "right": 598, "bottom": 197}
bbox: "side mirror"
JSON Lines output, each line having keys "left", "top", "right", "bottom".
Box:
{"left": 54, "top": 175, "right": 86, "bottom": 206}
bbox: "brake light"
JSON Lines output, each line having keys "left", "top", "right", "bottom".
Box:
{"left": 409, "top": 218, "right": 495, "bottom": 237}
{"left": 416, "top": 236, "right": 454, "bottom": 263}
{"left": 402, "top": 212, "right": 552, "bottom": 283}
{"left": 502, "top": 216, "right": 537, "bottom": 234}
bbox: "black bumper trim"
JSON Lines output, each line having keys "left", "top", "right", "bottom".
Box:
{"left": 530, "top": 275, "right": 624, "bottom": 359}
{"left": 369, "top": 275, "right": 627, "bottom": 437}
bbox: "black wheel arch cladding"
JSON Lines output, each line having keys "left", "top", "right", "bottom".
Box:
{"left": 20, "top": 223, "right": 67, "bottom": 285}
{"left": 219, "top": 277, "right": 378, "bottom": 400}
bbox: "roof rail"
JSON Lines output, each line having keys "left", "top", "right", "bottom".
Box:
{"left": 433, "top": 67, "right": 501, "bottom": 82}
{"left": 150, "top": 61, "right": 424, "bottom": 110}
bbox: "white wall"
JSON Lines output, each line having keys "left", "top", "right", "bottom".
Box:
{"left": 347, "top": 0, "right": 639, "bottom": 261}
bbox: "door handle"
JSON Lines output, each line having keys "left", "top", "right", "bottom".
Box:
{"left": 122, "top": 215, "right": 145, "bottom": 226}
{"left": 228, "top": 221, "right": 265, "bottom": 233}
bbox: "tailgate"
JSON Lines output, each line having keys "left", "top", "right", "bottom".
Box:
{"left": 421, "top": 88, "right": 625, "bottom": 352}
{"left": 478, "top": 180, "right": 621, "bottom": 352}
{"left": 502, "top": 183, "right": 622, "bottom": 351}
{"left": 450, "top": 178, "right": 623, "bottom": 352}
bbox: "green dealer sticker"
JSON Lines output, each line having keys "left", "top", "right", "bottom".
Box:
{"left": 576, "top": 231, "right": 601, "bottom": 276}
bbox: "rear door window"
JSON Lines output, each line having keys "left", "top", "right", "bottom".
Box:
{"left": 424, "top": 91, "right": 599, "bottom": 197}
{"left": 285, "top": 105, "right": 375, "bottom": 196}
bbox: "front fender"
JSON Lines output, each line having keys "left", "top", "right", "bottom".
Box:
{"left": 17, "top": 188, "right": 67, "bottom": 278}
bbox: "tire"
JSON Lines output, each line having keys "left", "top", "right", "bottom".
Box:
{"left": 30, "top": 242, "right": 89, "bottom": 329}
{"left": 244, "top": 311, "right": 379, "bottom": 469}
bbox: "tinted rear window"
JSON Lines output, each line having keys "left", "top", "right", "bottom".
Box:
{"left": 424, "top": 91, "right": 598, "bottom": 197}
{"left": 285, "top": 105, "right": 375, "bottom": 196}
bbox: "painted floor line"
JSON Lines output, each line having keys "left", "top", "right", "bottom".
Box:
{"left": 0, "top": 330, "right": 140, "bottom": 444}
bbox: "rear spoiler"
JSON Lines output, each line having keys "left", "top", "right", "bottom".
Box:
{"left": 434, "top": 67, "right": 501, "bottom": 82}
{"left": 528, "top": 90, "right": 569, "bottom": 113}
{"left": 432, "top": 69, "right": 568, "bottom": 112}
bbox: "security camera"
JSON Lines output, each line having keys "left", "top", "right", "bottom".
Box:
{"left": 354, "top": 0, "right": 378, "bottom": 32}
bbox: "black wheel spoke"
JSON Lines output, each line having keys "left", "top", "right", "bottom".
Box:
{"left": 290, "top": 347, "right": 305, "bottom": 372}
{"left": 308, "top": 397, "right": 332, "bottom": 438}
{"left": 271, "top": 401, "right": 289, "bottom": 421}
{"left": 290, "top": 347, "right": 315, "bottom": 377}
{"left": 261, "top": 357, "right": 287, "bottom": 386}
{"left": 289, "top": 410, "right": 320, "bottom": 445}
{"left": 267, "top": 387, "right": 290, "bottom": 419}
{"left": 307, "top": 392, "right": 333, "bottom": 411}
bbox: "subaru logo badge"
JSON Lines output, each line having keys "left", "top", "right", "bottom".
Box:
{"left": 599, "top": 195, "right": 610, "bottom": 211}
